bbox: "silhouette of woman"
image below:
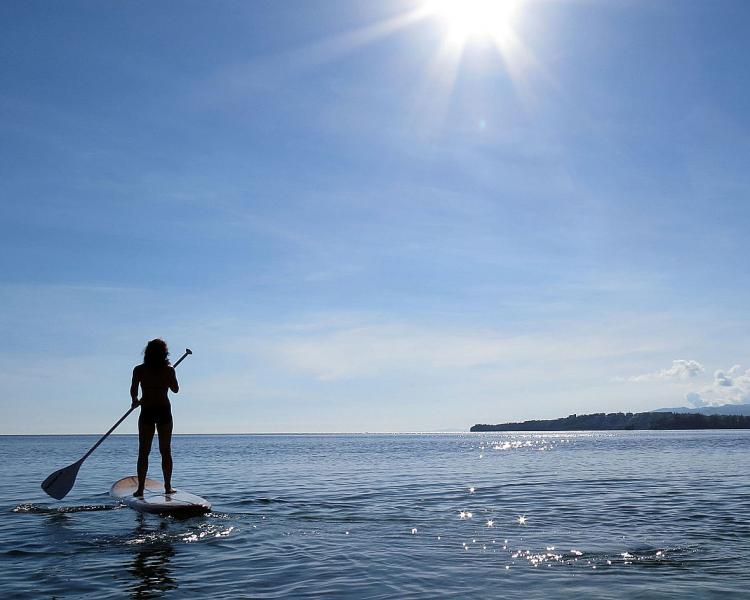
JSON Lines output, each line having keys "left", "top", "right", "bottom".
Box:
{"left": 130, "top": 339, "right": 179, "bottom": 496}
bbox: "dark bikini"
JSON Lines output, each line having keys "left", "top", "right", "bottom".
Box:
{"left": 139, "top": 404, "right": 173, "bottom": 426}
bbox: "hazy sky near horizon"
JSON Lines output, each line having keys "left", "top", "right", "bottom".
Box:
{"left": 2, "top": 0, "right": 750, "bottom": 433}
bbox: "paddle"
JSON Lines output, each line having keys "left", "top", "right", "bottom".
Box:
{"left": 41, "top": 348, "right": 192, "bottom": 500}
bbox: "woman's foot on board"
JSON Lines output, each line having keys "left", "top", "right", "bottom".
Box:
{"left": 165, "top": 486, "right": 176, "bottom": 494}
{"left": 133, "top": 489, "right": 144, "bottom": 497}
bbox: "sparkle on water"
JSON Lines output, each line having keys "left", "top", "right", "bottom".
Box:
{"left": 3, "top": 431, "right": 749, "bottom": 598}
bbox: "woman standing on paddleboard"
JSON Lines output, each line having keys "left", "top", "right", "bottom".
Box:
{"left": 130, "top": 339, "right": 179, "bottom": 496}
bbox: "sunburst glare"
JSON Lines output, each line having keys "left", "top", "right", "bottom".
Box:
{"left": 409, "top": 0, "right": 537, "bottom": 134}
{"left": 424, "top": 0, "right": 522, "bottom": 46}
{"left": 271, "top": 0, "right": 536, "bottom": 136}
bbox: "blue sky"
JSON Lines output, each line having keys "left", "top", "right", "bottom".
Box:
{"left": 2, "top": 0, "right": 750, "bottom": 433}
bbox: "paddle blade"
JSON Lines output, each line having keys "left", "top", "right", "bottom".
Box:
{"left": 41, "top": 460, "right": 82, "bottom": 500}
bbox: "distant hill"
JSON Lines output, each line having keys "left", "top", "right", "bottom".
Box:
{"left": 652, "top": 403, "right": 750, "bottom": 416}
{"left": 470, "top": 411, "right": 750, "bottom": 432}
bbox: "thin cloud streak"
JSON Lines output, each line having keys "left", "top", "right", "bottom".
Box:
{"left": 266, "top": 318, "right": 671, "bottom": 381}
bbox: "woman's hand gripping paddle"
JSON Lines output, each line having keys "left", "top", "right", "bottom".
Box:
{"left": 41, "top": 348, "right": 192, "bottom": 500}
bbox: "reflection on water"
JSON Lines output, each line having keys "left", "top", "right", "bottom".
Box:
{"left": 128, "top": 545, "right": 176, "bottom": 599}
{"left": 44, "top": 511, "right": 72, "bottom": 529}
{"left": 127, "top": 517, "right": 177, "bottom": 599}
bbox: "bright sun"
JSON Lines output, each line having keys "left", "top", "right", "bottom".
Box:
{"left": 424, "top": 0, "right": 521, "bottom": 43}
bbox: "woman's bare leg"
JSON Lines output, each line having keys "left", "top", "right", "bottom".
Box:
{"left": 136, "top": 420, "right": 155, "bottom": 496}
{"left": 157, "top": 419, "right": 175, "bottom": 493}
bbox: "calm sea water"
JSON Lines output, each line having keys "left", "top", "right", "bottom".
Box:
{"left": 2, "top": 431, "right": 749, "bottom": 599}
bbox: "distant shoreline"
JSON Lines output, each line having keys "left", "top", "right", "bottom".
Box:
{"left": 471, "top": 411, "right": 750, "bottom": 432}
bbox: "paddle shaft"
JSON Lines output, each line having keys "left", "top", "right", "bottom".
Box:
{"left": 79, "top": 349, "right": 192, "bottom": 463}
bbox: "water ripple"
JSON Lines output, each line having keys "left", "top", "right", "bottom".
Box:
{"left": 2, "top": 432, "right": 750, "bottom": 598}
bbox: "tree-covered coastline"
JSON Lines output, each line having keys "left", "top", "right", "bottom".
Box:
{"left": 470, "top": 411, "right": 750, "bottom": 432}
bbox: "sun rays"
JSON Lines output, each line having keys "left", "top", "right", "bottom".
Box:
{"left": 416, "top": 0, "right": 540, "bottom": 131}
{"left": 272, "top": 1, "right": 536, "bottom": 134}
{"left": 423, "top": 0, "right": 523, "bottom": 47}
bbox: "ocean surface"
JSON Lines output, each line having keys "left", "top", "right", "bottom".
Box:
{"left": 2, "top": 431, "right": 749, "bottom": 599}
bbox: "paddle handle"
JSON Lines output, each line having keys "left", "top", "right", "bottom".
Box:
{"left": 80, "top": 348, "right": 192, "bottom": 462}
{"left": 173, "top": 348, "right": 192, "bottom": 368}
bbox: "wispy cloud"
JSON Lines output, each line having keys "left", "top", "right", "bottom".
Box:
{"left": 266, "top": 317, "right": 666, "bottom": 382}
{"left": 623, "top": 359, "right": 704, "bottom": 383}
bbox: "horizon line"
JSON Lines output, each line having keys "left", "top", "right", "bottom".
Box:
{"left": 0, "top": 431, "right": 472, "bottom": 436}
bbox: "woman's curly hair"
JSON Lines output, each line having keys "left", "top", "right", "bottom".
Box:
{"left": 143, "top": 339, "right": 170, "bottom": 368}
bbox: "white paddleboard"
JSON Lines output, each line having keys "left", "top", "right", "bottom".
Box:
{"left": 110, "top": 476, "right": 211, "bottom": 516}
